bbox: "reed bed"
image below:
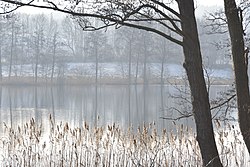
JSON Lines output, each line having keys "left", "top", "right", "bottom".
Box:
{"left": 0, "top": 116, "right": 248, "bottom": 167}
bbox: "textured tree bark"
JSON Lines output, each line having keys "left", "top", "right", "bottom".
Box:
{"left": 224, "top": 0, "right": 250, "bottom": 153}
{"left": 177, "top": 0, "right": 222, "bottom": 166}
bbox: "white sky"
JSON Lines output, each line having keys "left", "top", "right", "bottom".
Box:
{"left": 15, "top": 0, "right": 224, "bottom": 16}
{"left": 197, "top": 0, "right": 224, "bottom": 7}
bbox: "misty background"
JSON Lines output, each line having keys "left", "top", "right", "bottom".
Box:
{"left": 0, "top": 8, "right": 233, "bottom": 82}
{"left": 0, "top": 5, "right": 238, "bottom": 131}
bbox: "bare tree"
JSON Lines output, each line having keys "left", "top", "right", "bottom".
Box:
{"left": 204, "top": 0, "right": 250, "bottom": 154}
{"left": 0, "top": 0, "right": 223, "bottom": 165}
{"left": 0, "top": 15, "right": 6, "bottom": 80}
{"left": 30, "top": 14, "right": 47, "bottom": 83}
{"left": 224, "top": 0, "right": 250, "bottom": 154}
{"left": 47, "top": 14, "right": 59, "bottom": 81}
{"left": 6, "top": 14, "right": 20, "bottom": 79}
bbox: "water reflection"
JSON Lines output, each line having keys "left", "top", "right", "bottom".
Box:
{"left": 0, "top": 84, "right": 235, "bottom": 132}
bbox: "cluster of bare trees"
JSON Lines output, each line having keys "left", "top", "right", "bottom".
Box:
{"left": 0, "top": 9, "right": 231, "bottom": 84}
{"left": 0, "top": 15, "right": 148, "bottom": 82}
{"left": 1, "top": 0, "right": 250, "bottom": 166}
{"left": 0, "top": 13, "right": 64, "bottom": 81}
{"left": 0, "top": 12, "right": 183, "bottom": 82}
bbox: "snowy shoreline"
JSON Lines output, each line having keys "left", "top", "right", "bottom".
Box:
{"left": 0, "top": 63, "right": 234, "bottom": 85}
{"left": 0, "top": 76, "right": 233, "bottom": 86}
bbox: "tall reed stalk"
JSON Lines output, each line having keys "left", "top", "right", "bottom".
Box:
{"left": 0, "top": 116, "right": 248, "bottom": 166}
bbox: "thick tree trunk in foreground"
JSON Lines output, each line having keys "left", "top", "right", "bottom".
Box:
{"left": 177, "top": 0, "right": 222, "bottom": 166}
{"left": 224, "top": 0, "right": 250, "bottom": 153}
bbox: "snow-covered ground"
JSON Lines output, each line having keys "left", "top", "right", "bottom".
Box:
{"left": 3, "top": 63, "right": 233, "bottom": 80}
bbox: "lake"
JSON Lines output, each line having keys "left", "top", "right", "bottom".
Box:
{"left": 0, "top": 84, "right": 236, "bottom": 133}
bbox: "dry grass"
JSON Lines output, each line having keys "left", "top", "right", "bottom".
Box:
{"left": 0, "top": 116, "right": 248, "bottom": 167}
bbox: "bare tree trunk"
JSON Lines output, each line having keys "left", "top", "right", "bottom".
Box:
{"left": 8, "top": 88, "right": 13, "bottom": 129}
{"left": 51, "top": 49, "right": 56, "bottom": 82}
{"left": 177, "top": 0, "right": 222, "bottom": 166}
{"left": 143, "top": 35, "right": 147, "bottom": 85}
{"left": 224, "top": 0, "right": 250, "bottom": 153}
{"left": 95, "top": 42, "right": 98, "bottom": 85}
{"left": 135, "top": 54, "right": 139, "bottom": 84}
{"left": 35, "top": 52, "right": 39, "bottom": 83}
{"left": 50, "top": 87, "right": 55, "bottom": 123}
{"left": 0, "top": 47, "right": 2, "bottom": 80}
{"left": 9, "top": 23, "right": 14, "bottom": 79}
{"left": 0, "top": 19, "right": 3, "bottom": 80}
{"left": 14, "top": 32, "right": 18, "bottom": 77}
{"left": 160, "top": 40, "right": 166, "bottom": 86}
{"left": 35, "top": 34, "right": 40, "bottom": 84}
{"left": 51, "top": 34, "right": 56, "bottom": 82}
{"left": 34, "top": 86, "right": 39, "bottom": 125}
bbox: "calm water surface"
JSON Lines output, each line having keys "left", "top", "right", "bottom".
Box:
{"left": 0, "top": 84, "right": 235, "bottom": 132}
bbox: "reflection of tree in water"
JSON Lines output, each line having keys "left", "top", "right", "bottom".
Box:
{"left": 94, "top": 82, "right": 98, "bottom": 126}
{"left": 0, "top": 87, "right": 1, "bottom": 120}
{"left": 0, "top": 84, "right": 234, "bottom": 132}
{"left": 8, "top": 88, "right": 12, "bottom": 128}
{"left": 34, "top": 86, "right": 43, "bottom": 127}
{"left": 50, "top": 87, "right": 55, "bottom": 124}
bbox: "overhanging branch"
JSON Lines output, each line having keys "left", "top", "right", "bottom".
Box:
{"left": 0, "top": 0, "right": 183, "bottom": 46}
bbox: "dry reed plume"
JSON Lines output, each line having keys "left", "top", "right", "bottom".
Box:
{"left": 0, "top": 115, "right": 248, "bottom": 166}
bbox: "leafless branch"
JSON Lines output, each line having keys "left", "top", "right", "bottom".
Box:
{"left": 138, "top": 3, "right": 183, "bottom": 36}
{"left": 203, "top": 9, "right": 228, "bottom": 35}
{"left": 150, "top": 0, "right": 181, "bottom": 19}
{"left": 160, "top": 114, "right": 193, "bottom": 121}
{"left": 203, "top": 66, "right": 211, "bottom": 95}
{"left": 0, "top": 0, "right": 184, "bottom": 46}
{"left": 47, "top": 1, "right": 58, "bottom": 9}
{"left": 160, "top": 107, "right": 193, "bottom": 121}
{"left": 210, "top": 94, "right": 236, "bottom": 111}
{"left": 77, "top": 18, "right": 116, "bottom": 31}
